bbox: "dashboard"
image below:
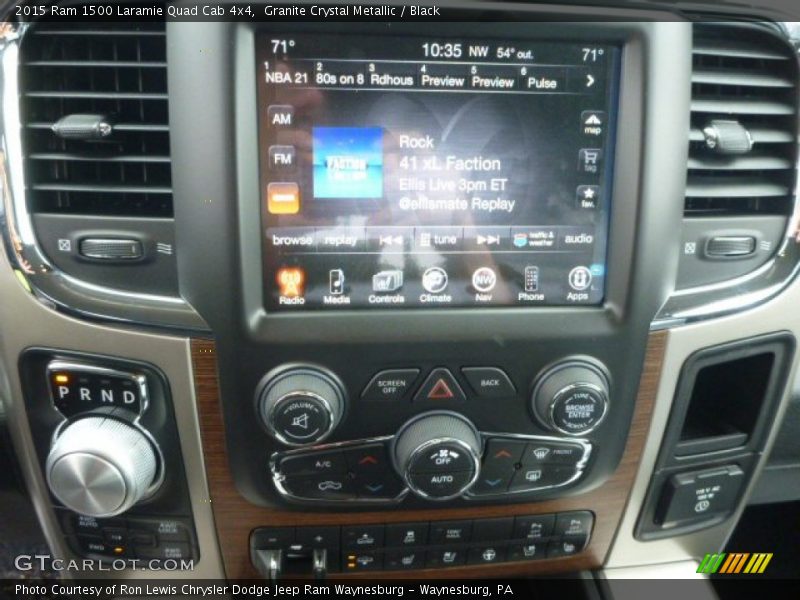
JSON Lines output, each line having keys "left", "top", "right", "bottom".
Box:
{"left": 0, "top": 0, "right": 799, "bottom": 591}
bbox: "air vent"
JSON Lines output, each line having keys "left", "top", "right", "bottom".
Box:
{"left": 686, "top": 23, "right": 799, "bottom": 216}
{"left": 19, "top": 22, "right": 172, "bottom": 217}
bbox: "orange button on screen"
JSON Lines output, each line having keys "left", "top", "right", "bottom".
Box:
{"left": 267, "top": 182, "right": 300, "bottom": 214}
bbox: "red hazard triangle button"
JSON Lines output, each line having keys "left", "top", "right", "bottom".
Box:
{"left": 413, "top": 368, "right": 466, "bottom": 403}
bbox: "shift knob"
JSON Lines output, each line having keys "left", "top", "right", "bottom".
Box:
{"left": 46, "top": 416, "right": 158, "bottom": 517}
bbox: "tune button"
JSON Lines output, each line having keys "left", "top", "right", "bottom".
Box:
{"left": 551, "top": 387, "right": 606, "bottom": 434}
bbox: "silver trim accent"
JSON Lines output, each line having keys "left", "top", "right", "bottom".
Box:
{"left": 269, "top": 436, "right": 410, "bottom": 506}
{"left": 466, "top": 432, "right": 593, "bottom": 498}
{"left": 0, "top": 22, "right": 206, "bottom": 332}
{"left": 270, "top": 431, "right": 593, "bottom": 505}
{"left": 403, "top": 437, "right": 482, "bottom": 502}
{"left": 46, "top": 360, "right": 150, "bottom": 417}
{"left": 548, "top": 382, "right": 609, "bottom": 436}
{"left": 653, "top": 26, "right": 800, "bottom": 329}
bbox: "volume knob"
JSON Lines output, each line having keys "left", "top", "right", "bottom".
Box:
{"left": 46, "top": 417, "right": 158, "bottom": 518}
{"left": 258, "top": 367, "right": 345, "bottom": 446}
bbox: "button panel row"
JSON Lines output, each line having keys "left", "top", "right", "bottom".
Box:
{"left": 362, "top": 366, "right": 516, "bottom": 403}
{"left": 60, "top": 511, "right": 198, "bottom": 565}
{"left": 272, "top": 436, "right": 590, "bottom": 504}
{"left": 252, "top": 511, "right": 593, "bottom": 572}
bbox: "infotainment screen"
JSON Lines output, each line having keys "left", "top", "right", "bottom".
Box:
{"left": 257, "top": 34, "right": 619, "bottom": 310}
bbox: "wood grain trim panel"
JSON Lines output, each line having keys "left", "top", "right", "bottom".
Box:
{"left": 192, "top": 331, "right": 666, "bottom": 579}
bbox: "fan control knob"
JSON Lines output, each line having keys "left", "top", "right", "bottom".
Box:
{"left": 393, "top": 412, "right": 482, "bottom": 501}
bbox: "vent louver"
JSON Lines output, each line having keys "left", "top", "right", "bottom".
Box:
{"left": 19, "top": 23, "right": 172, "bottom": 217}
{"left": 686, "top": 23, "right": 799, "bottom": 216}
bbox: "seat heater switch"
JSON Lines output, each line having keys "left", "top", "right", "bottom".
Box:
{"left": 656, "top": 465, "right": 745, "bottom": 527}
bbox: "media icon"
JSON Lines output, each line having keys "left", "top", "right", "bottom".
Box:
{"left": 276, "top": 267, "right": 305, "bottom": 298}
{"left": 422, "top": 267, "right": 448, "bottom": 294}
{"left": 568, "top": 266, "right": 593, "bottom": 291}
{"left": 329, "top": 269, "right": 345, "bottom": 295}
{"left": 472, "top": 267, "right": 497, "bottom": 293}
{"left": 524, "top": 266, "right": 540, "bottom": 292}
{"left": 372, "top": 270, "right": 404, "bottom": 293}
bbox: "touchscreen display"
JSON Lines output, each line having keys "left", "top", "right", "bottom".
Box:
{"left": 257, "top": 34, "right": 619, "bottom": 310}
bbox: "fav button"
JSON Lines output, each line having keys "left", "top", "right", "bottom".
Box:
{"left": 361, "top": 369, "right": 420, "bottom": 402}
{"left": 461, "top": 367, "right": 516, "bottom": 398}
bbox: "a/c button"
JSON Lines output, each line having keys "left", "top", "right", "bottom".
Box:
{"left": 362, "top": 369, "right": 420, "bottom": 402}
{"left": 461, "top": 367, "right": 516, "bottom": 398}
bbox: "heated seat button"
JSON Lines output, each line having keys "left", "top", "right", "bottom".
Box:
{"left": 279, "top": 451, "right": 346, "bottom": 478}
{"left": 546, "top": 537, "right": 584, "bottom": 558}
{"left": 385, "top": 549, "right": 426, "bottom": 570}
{"left": 461, "top": 367, "right": 516, "bottom": 398}
{"left": 361, "top": 369, "right": 420, "bottom": 402}
{"left": 426, "top": 547, "right": 467, "bottom": 568}
{"left": 412, "top": 368, "right": 466, "bottom": 403}
{"left": 508, "top": 541, "right": 545, "bottom": 561}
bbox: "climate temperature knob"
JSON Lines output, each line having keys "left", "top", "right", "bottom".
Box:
{"left": 392, "top": 412, "right": 482, "bottom": 501}
{"left": 46, "top": 416, "right": 159, "bottom": 518}
{"left": 531, "top": 358, "right": 610, "bottom": 435}
{"left": 258, "top": 367, "right": 345, "bottom": 446}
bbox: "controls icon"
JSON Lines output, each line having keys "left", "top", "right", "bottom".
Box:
{"left": 329, "top": 269, "right": 345, "bottom": 295}
{"left": 422, "top": 267, "right": 448, "bottom": 293}
{"left": 276, "top": 267, "right": 305, "bottom": 298}
{"left": 568, "top": 266, "right": 593, "bottom": 291}
{"left": 524, "top": 266, "right": 540, "bottom": 292}
{"left": 472, "top": 267, "right": 497, "bottom": 293}
{"left": 372, "top": 270, "right": 403, "bottom": 293}
{"left": 267, "top": 182, "right": 300, "bottom": 214}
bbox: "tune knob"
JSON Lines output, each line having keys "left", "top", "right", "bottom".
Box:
{"left": 258, "top": 367, "right": 345, "bottom": 446}
{"left": 46, "top": 417, "right": 159, "bottom": 518}
{"left": 392, "top": 412, "right": 482, "bottom": 501}
{"left": 531, "top": 358, "right": 610, "bottom": 435}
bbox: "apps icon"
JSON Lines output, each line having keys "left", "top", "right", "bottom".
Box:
{"left": 276, "top": 267, "right": 305, "bottom": 297}
{"left": 472, "top": 267, "right": 497, "bottom": 293}
{"left": 422, "top": 267, "right": 448, "bottom": 294}
{"left": 568, "top": 266, "right": 592, "bottom": 291}
{"left": 267, "top": 182, "right": 300, "bottom": 214}
{"left": 373, "top": 270, "right": 404, "bottom": 293}
{"left": 329, "top": 269, "right": 345, "bottom": 295}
